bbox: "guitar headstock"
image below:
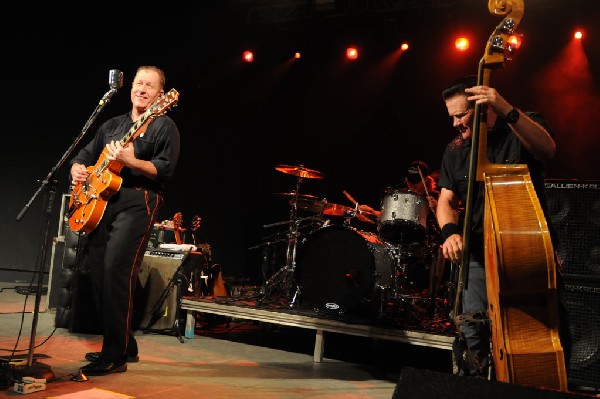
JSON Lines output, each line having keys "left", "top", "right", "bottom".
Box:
{"left": 191, "top": 215, "right": 201, "bottom": 232}
{"left": 482, "top": 0, "right": 524, "bottom": 69}
{"left": 173, "top": 212, "right": 183, "bottom": 230}
{"left": 147, "top": 88, "right": 179, "bottom": 118}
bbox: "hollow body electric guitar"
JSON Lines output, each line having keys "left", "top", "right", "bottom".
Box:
{"left": 458, "top": 0, "right": 567, "bottom": 390}
{"left": 68, "top": 89, "right": 179, "bottom": 234}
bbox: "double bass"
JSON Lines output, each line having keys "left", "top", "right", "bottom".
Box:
{"left": 455, "top": 0, "right": 568, "bottom": 390}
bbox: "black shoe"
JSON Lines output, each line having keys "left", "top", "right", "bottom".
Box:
{"left": 80, "top": 359, "right": 127, "bottom": 376}
{"left": 85, "top": 351, "right": 139, "bottom": 363}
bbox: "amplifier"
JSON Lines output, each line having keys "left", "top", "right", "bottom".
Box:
{"left": 564, "top": 277, "right": 600, "bottom": 389}
{"left": 136, "top": 249, "right": 189, "bottom": 331}
{"left": 545, "top": 179, "right": 600, "bottom": 389}
{"left": 136, "top": 249, "right": 209, "bottom": 332}
{"left": 545, "top": 179, "right": 600, "bottom": 277}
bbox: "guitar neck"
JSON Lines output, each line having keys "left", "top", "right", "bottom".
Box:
{"left": 92, "top": 112, "right": 155, "bottom": 176}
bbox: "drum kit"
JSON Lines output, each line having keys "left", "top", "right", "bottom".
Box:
{"left": 257, "top": 164, "right": 454, "bottom": 323}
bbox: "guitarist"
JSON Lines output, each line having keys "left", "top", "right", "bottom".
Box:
{"left": 69, "top": 66, "right": 181, "bottom": 376}
{"left": 435, "top": 75, "right": 571, "bottom": 378}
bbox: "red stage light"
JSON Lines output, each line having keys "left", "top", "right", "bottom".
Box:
{"left": 294, "top": 52, "right": 301, "bottom": 59}
{"left": 454, "top": 37, "right": 469, "bottom": 52}
{"left": 346, "top": 47, "right": 359, "bottom": 60}
{"left": 508, "top": 34, "right": 522, "bottom": 50}
{"left": 400, "top": 43, "right": 409, "bottom": 51}
{"left": 243, "top": 50, "right": 254, "bottom": 63}
{"left": 574, "top": 30, "right": 584, "bottom": 40}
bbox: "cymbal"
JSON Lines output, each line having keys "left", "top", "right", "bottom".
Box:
{"left": 298, "top": 199, "right": 326, "bottom": 213}
{"left": 322, "top": 203, "right": 354, "bottom": 217}
{"left": 274, "top": 164, "right": 324, "bottom": 179}
{"left": 272, "top": 192, "right": 320, "bottom": 200}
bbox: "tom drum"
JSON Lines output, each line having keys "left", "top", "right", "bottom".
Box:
{"left": 379, "top": 188, "right": 429, "bottom": 244}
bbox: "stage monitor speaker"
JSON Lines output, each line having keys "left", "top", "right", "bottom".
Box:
{"left": 392, "top": 367, "right": 591, "bottom": 399}
{"left": 545, "top": 179, "right": 600, "bottom": 389}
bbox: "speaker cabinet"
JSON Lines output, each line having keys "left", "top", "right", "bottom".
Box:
{"left": 563, "top": 277, "right": 600, "bottom": 389}
{"left": 545, "top": 180, "right": 600, "bottom": 278}
{"left": 545, "top": 179, "right": 600, "bottom": 389}
{"left": 393, "top": 367, "right": 591, "bottom": 399}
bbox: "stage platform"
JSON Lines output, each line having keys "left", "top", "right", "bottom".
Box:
{"left": 180, "top": 292, "right": 456, "bottom": 363}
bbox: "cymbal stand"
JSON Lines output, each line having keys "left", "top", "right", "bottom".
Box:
{"left": 258, "top": 176, "right": 304, "bottom": 307}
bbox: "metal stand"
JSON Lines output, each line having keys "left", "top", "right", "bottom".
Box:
{"left": 258, "top": 177, "right": 305, "bottom": 307}
{"left": 12, "top": 76, "right": 120, "bottom": 382}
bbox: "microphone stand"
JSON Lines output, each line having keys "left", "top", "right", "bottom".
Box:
{"left": 13, "top": 87, "right": 119, "bottom": 382}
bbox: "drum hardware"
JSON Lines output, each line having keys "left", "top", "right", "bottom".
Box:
{"left": 273, "top": 192, "right": 326, "bottom": 214}
{"left": 262, "top": 215, "right": 323, "bottom": 229}
{"left": 258, "top": 165, "right": 324, "bottom": 307}
{"left": 342, "top": 190, "right": 377, "bottom": 225}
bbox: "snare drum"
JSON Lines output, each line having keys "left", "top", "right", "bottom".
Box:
{"left": 379, "top": 187, "right": 428, "bottom": 244}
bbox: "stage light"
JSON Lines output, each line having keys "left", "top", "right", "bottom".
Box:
{"left": 243, "top": 50, "right": 254, "bottom": 63}
{"left": 294, "top": 52, "right": 301, "bottom": 59}
{"left": 507, "top": 34, "right": 522, "bottom": 50}
{"left": 574, "top": 30, "right": 584, "bottom": 40}
{"left": 346, "top": 47, "right": 359, "bottom": 60}
{"left": 400, "top": 43, "right": 409, "bottom": 51}
{"left": 455, "top": 37, "right": 469, "bottom": 52}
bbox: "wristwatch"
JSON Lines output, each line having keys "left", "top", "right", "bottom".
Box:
{"left": 504, "top": 108, "right": 520, "bottom": 124}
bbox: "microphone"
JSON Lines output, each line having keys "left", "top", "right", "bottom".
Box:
{"left": 108, "top": 69, "right": 123, "bottom": 90}
{"left": 100, "top": 69, "right": 123, "bottom": 105}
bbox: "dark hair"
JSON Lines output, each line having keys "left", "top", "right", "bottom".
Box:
{"left": 442, "top": 75, "right": 478, "bottom": 101}
{"left": 407, "top": 160, "right": 429, "bottom": 184}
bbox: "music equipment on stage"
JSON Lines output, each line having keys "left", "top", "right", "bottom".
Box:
{"left": 295, "top": 224, "right": 395, "bottom": 315}
{"left": 258, "top": 164, "right": 324, "bottom": 306}
{"left": 379, "top": 187, "right": 429, "bottom": 245}
{"left": 274, "top": 164, "right": 324, "bottom": 179}
{"left": 454, "top": 0, "right": 567, "bottom": 390}
{"left": 148, "top": 212, "right": 187, "bottom": 248}
{"left": 67, "top": 89, "right": 179, "bottom": 234}
{"left": 137, "top": 248, "right": 209, "bottom": 334}
{"left": 393, "top": 367, "right": 590, "bottom": 399}
{"left": 545, "top": 179, "right": 600, "bottom": 389}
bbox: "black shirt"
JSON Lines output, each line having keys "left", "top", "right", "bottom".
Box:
{"left": 437, "top": 112, "right": 553, "bottom": 261}
{"left": 70, "top": 112, "right": 180, "bottom": 193}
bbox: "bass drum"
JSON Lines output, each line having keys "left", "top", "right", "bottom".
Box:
{"left": 295, "top": 225, "right": 395, "bottom": 315}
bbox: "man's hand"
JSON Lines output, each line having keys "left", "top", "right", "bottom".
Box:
{"left": 70, "top": 163, "right": 89, "bottom": 185}
{"left": 442, "top": 233, "right": 463, "bottom": 263}
{"left": 105, "top": 141, "right": 136, "bottom": 167}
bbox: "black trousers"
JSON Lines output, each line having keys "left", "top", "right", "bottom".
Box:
{"left": 81, "top": 187, "right": 162, "bottom": 363}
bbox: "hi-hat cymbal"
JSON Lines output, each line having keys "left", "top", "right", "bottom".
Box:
{"left": 274, "top": 164, "right": 324, "bottom": 179}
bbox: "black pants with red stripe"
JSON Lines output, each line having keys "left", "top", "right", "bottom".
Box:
{"left": 80, "top": 187, "right": 162, "bottom": 364}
